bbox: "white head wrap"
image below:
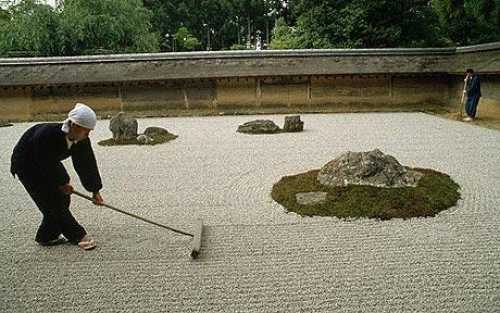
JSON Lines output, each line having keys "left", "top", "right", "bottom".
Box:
{"left": 61, "top": 103, "right": 97, "bottom": 133}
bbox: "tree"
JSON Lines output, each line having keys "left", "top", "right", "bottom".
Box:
{"left": 58, "top": 0, "right": 160, "bottom": 55}
{"left": 432, "top": 0, "right": 500, "bottom": 45}
{"left": 174, "top": 26, "right": 201, "bottom": 51}
{"left": 269, "top": 17, "right": 304, "bottom": 49}
{"left": 144, "top": 0, "right": 187, "bottom": 51}
{"left": 289, "top": 0, "right": 445, "bottom": 48}
{"left": 232, "top": 0, "right": 269, "bottom": 48}
{"left": 144, "top": 0, "right": 276, "bottom": 51}
{"left": 0, "top": 8, "right": 9, "bottom": 24}
{"left": 0, "top": 0, "right": 61, "bottom": 57}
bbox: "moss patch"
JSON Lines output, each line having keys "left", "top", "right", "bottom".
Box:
{"left": 98, "top": 132, "right": 177, "bottom": 146}
{"left": 271, "top": 168, "right": 460, "bottom": 220}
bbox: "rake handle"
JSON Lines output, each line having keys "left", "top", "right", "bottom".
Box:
{"left": 72, "top": 190, "right": 193, "bottom": 237}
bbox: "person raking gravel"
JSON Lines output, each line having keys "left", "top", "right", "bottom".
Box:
{"left": 10, "top": 103, "right": 104, "bottom": 250}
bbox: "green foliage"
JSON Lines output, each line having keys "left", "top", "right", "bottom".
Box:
{"left": 0, "top": 8, "right": 9, "bottom": 24}
{"left": 1, "top": 0, "right": 499, "bottom": 56}
{"left": 0, "top": 0, "right": 159, "bottom": 57}
{"left": 0, "top": 0, "right": 61, "bottom": 57}
{"left": 174, "top": 26, "right": 201, "bottom": 51}
{"left": 229, "top": 43, "right": 247, "bottom": 50}
{"left": 59, "top": 0, "right": 160, "bottom": 55}
{"left": 289, "top": 0, "right": 447, "bottom": 48}
{"left": 269, "top": 17, "right": 303, "bottom": 49}
{"left": 145, "top": 0, "right": 275, "bottom": 51}
{"left": 432, "top": 0, "right": 500, "bottom": 45}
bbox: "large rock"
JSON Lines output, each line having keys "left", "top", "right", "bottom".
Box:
{"left": 283, "top": 115, "right": 304, "bottom": 132}
{"left": 237, "top": 120, "right": 281, "bottom": 134}
{"left": 109, "top": 112, "right": 138, "bottom": 141}
{"left": 317, "top": 149, "right": 423, "bottom": 188}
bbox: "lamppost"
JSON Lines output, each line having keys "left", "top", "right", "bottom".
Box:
{"left": 266, "top": 9, "right": 276, "bottom": 48}
{"left": 235, "top": 15, "right": 241, "bottom": 45}
{"left": 164, "top": 33, "right": 176, "bottom": 52}
{"left": 203, "top": 23, "right": 215, "bottom": 51}
{"left": 255, "top": 30, "right": 262, "bottom": 50}
{"left": 164, "top": 33, "right": 171, "bottom": 52}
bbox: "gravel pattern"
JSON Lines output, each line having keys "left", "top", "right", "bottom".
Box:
{"left": 1, "top": 113, "right": 499, "bottom": 312}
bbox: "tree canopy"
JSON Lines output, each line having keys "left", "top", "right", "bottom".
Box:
{"left": 58, "top": 0, "right": 160, "bottom": 55}
{"left": 0, "top": 0, "right": 159, "bottom": 56}
{"left": 0, "top": 0, "right": 498, "bottom": 57}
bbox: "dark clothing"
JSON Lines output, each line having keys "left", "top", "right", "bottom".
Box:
{"left": 11, "top": 123, "right": 102, "bottom": 243}
{"left": 466, "top": 74, "right": 481, "bottom": 98}
{"left": 18, "top": 175, "right": 85, "bottom": 243}
{"left": 11, "top": 123, "right": 102, "bottom": 191}
{"left": 465, "top": 74, "right": 481, "bottom": 118}
{"left": 466, "top": 94, "right": 481, "bottom": 118}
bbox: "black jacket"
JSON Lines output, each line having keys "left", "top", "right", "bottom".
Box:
{"left": 11, "top": 123, "right": 102, "bottom": 193}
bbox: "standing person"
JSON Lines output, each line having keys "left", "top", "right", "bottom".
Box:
{"left": 463, "top": 68, "right": 481, "bottom": 122}
{"left": 10, "top": 103, "right": 104, "bottom": 250}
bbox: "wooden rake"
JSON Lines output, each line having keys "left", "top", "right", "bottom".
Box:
{"left": 73, "top": 190, "right": 204, "bottom": 259}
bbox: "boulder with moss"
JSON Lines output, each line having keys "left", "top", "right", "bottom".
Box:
{"left": 99, "top": 115, "right": 177, "bottom": 146}
{"left": 317, "top": 149, "right": 423, "bottom": 188}
{"left": 110, "top": 112, "right": 138, "bottom": 141}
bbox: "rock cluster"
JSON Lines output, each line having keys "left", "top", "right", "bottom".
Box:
{"left": 237, "top": 115, "right": 304, "bottom": 134}
{"left": 107, "top": 112, "right": 176, "bottom": 145}
{"left": 317, "top": 149, "right": 423, "bottom": 188}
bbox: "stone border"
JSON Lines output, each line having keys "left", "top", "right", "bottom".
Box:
{"left": 0, "top": 47, "right": 460, "bottom": 66}
{"left": 1, "top": 42, "right": 498, "bottom": 66}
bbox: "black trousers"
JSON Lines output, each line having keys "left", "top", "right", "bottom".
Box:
{"left": 18, "top": 174, "right": 86, "bottom": 244}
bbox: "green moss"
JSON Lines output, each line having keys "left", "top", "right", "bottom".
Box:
{"left": 97, "top": 133, "right": 177, "bottom": 146}
{"left": 271, "top": 168, "right": 460, "bottom": 220}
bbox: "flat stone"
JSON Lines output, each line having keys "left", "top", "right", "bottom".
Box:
{"left": 237, "top": 120, "right": 281, "bottom": 134}
{"left": 295, "top": 192, "right": 328, "bottom": 205}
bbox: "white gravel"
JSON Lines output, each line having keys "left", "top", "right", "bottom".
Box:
{"left": 1, "top": 112, "right": 499, "bottom": 312}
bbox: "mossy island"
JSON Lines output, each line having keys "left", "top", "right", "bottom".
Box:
{"left": 98, "top": 112, "right": 177, "bottom": 146}
{"left": 272, "top": 149, "right": 460, "bottom": 220}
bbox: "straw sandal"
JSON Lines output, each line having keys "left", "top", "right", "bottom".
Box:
{"left": 78, "top": 237, "right": 96, "bottom": 251}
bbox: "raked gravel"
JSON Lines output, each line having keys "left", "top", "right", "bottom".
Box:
{"left": 1, "top": 113, "right": 499, "bottom": 312}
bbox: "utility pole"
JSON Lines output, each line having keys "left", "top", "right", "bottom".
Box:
{"left": 247, "top": 17, "right": 252, "bottom": 49}
{"left": 235, "top": 16, "right": 241, "bottom": 45}
{"left": 203, "top": 23, "right": 213, "bottom": 51}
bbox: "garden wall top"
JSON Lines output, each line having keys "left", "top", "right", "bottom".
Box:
{"left": 0, "top": 42, "right": 498, "bottom": 86}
